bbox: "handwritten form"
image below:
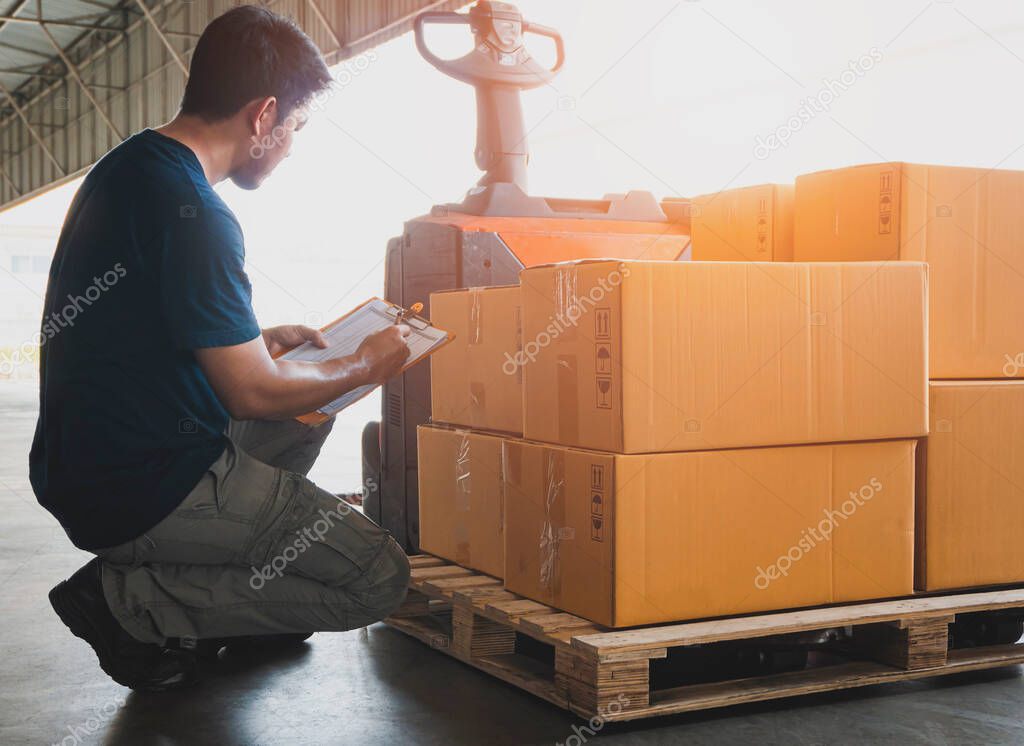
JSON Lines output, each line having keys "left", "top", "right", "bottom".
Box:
{"left": 280, "top": 298, "right": 449, "bottom": 416}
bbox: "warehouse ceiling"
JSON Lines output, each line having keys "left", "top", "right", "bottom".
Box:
{"left": 0, "top": 0, "right": 469, "bottom": 212}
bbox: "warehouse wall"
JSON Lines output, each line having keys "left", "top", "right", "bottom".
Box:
{"left": 0, "top": 0, "right": 468, "bottom": 212}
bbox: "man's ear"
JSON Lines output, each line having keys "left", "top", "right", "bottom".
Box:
{"left": 248, "top": 96, "right": 278, "bottom": 138}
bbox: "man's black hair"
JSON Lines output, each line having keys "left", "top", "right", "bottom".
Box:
{"left": 181, "top": 5, "right": 332, "bottom": 122}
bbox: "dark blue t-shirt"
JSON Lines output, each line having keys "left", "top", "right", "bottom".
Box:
{"left": 30, "top": 129, "right": 261, "bottom": 550}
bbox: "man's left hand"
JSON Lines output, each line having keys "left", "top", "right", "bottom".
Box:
{"left": 262, "top": 325, "right": 329, "bottom": 357}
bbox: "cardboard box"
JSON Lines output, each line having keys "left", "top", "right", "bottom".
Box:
{"left": 691, "top": 184, "right": 794, "bottom": 261}
{"left": 417, "top": 425, "right": 505, "bottom": 578}
{"left": 794, "top": 162, "right": 1024, "bottom": 378}
{"left": 917, "top": 381, "right": 1024, "bottom": 591}
{"left": 430, "top": 286, "right": 522, "bottom": 435}
{"left": 503, "top": 437, "right": 916, "bottom": 627}
{"left": 519, "top": 260, "right": 927, "bottom": 454}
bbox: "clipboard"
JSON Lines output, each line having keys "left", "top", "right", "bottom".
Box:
{"left": 274, "top": 297, "right": 454, "bottom": 426}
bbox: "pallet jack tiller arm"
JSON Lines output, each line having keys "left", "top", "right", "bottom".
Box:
{"left": 414, "top": 2, "right": 565, "bottom": 192}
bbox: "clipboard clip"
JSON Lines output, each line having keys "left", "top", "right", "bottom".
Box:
{"left": 394, "top": 302, "right": 426, "bottom": 327}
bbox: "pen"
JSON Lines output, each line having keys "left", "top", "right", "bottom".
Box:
{"left": 396, "top": 302, "right": 423, "bottom": 325}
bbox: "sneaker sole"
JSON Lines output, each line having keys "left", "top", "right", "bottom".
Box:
{"left": 48, "top": 582, "right": 195, "bottom": 692}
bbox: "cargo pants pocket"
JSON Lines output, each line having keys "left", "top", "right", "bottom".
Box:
{"left": 246, "top": 472, "right": 391, "bottom": 589}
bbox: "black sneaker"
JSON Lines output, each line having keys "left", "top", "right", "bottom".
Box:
{"left": 49, "top": 558, "right": 199, "bottom": 692}
{"left": 174, "top": 632, "right": 314, "bottom": 661}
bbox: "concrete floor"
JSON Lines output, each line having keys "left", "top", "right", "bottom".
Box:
{"left": 3, "top": 382, "right": 1024, "bottom": 745}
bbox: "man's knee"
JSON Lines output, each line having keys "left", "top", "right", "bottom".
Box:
{"left": 363, "top": 538, "right": 411, "bottom": 617}
{"left": 307, "top": 417, "right": 334, "bottom": 444}
{"left": 286, "top": 419, "right": 334, "bottom": 475}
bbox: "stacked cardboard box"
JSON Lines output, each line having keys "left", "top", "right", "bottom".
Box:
{"left": 920, "top": 382, "right": 1024, "bottom": 591}
{"left": 691, "top": 184, "right": 794, "bottom": 262}
{"left": 501, "top": 259, "right": 925, "bottom": 626}
{"left": 794, "top": 162, "right": 1024, "bottom": 592}
{"left": 429, "top": 285, "right": 523, "bottom": 435}
{"left": 417, "top": 163, "right": 1024, "bottom": 626}
{"left": 417, "top": 425, "right": 506, "bottom": 578}
{"left": 419, "top": 286, "right": 522, "bottom": 577}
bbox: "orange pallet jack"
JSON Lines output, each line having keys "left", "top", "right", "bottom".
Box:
{"left": 362, "top": 1, "right": 691, "bottom": 551}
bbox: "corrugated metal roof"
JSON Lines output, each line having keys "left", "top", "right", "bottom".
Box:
{"left": 0, "top": 2, "right": 129, "bottom": 92}
{"left": 0, "top": 0, "right": 470, "bottom": 212}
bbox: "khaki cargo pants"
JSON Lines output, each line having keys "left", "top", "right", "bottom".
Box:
{"left": 96, "top": 418, "right": 410, "bottom": 645}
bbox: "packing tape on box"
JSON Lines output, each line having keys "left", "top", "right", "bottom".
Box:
{"left": 469, "top": 286, "right": 483, "bottom": 345}
{"left": 501, "top": 440, "right": 519, "bottom": 538}
{"left": 455, "top": 430, "right": 471, "bottom": 512}
{"left": 539, "top": 449, "right": 566, "bottom": 594}
{"left": 497, "top": 443, "right": 506, "bottom": 533}
{"left": 553, "top": 266, "right": 580, "bottom": 322}
{"left": 469, "top": 381, "right": 486, "bottom": 426}
{"left": 513, "top": 305, "right": 524, "bottom": 386}
{"left": 454, "top": 522, "right": 471, "bottom": 567}
{"left": 552, "top": 266, "right": 582, "bottom": 443}
{"left": 502, "top": 440, "right": 522, "bottom": 484}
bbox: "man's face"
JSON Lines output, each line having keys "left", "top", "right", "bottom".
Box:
{"left": 232, "top": 106, "right": 309, "bottom": 190}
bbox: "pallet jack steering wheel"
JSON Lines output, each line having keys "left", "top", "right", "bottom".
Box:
{"left": 414, "top": 1, "right": 565, "bottom": 191}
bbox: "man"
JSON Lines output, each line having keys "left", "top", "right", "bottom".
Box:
{"left": 31, "top": 6, "right": 412, "bottom": 691}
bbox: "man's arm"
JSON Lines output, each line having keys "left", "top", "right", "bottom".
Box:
{"left": 195, "top": 325, "right": 411, "bottom": 421}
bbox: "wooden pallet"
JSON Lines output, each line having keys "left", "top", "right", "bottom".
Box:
{"left": 384, "top": 556, "right": 1024, "bottom": 722}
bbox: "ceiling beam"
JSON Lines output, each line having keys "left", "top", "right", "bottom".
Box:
{"left": 0, "top": 15, "right": 127, "bottom": 34}
{"left": 38, "top": 20, "right": 123, "bottom": 141}
{"left": 133, "top": 0, "right": 187, "bottom": 76}
{"left": 306, "top": 0, "right": 344, "bottom": 53}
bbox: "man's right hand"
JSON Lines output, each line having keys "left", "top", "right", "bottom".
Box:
{"left": 196, "top": 323, "right": 412, "bottom": 422}
{"left": 353, "top": 325, "right": 412, "bottom": 385}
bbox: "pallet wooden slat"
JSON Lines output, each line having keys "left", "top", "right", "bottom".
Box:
{"left": 572, "top": 588, "right": 1024, "bottom": 657}
{"left": 486, "top": 599, "right": 551, "bottom": 624}
{"left": 409, "top": 565, "right": 475, "bottom": 584}
{"left": 451, "top": 587, "right": 518, "bottom": 610}
{"left": 408, "top": 555, "right": 447, "bottom": 569}
{"left": 421, "top": 575, "right": 502, "bottom": 598}
{"left": 519, "top": 612, "right": 596, "bottom": 636}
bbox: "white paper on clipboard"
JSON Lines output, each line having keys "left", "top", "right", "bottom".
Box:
{"left": 280, "top": 298, "right": 449, "bottom": 417}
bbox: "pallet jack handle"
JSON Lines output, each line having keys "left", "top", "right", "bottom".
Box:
{"left": 414, "top": 2, "right": 565, "bottom": 192}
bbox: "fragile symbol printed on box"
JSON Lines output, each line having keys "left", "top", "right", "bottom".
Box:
{"left": 595, "top": 308, "right": 611, "bottom": 339}
{"left": 594, "top": 310, "right": 614, "bottom": 409}
{"left": 878, "top": 170, "right": 894, "bottom": 235}
{"left": 596, "top": 376, "right": 613, "bottom": 409}
{"left": 590, "top": 462, "right": 605, "bottom": 542}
